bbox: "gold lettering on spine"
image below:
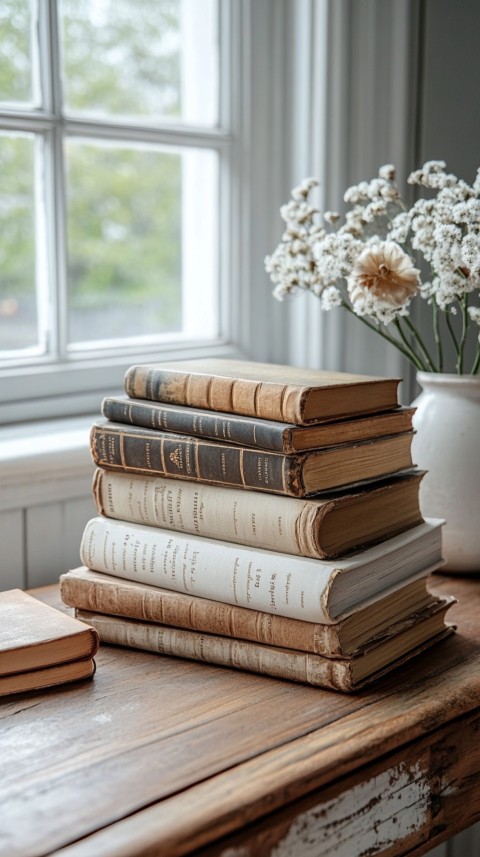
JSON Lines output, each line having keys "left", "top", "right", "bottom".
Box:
{"left": 119, "top": 433, "right": 126, "bottom": 468}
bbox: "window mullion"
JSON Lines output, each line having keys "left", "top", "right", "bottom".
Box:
{"left": 41, "top": 0, "right": 69, "bottom": 359}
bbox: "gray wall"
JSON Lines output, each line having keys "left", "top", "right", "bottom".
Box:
{"left": 412, "top": 0, "right": 480, "bottom": 382}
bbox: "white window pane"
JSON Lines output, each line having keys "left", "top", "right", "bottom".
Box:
{"left": 59, "top": 0, "right": 219, "bottom": 127}
{"left": 64, "top": 138, "right": 219, "bottom": 348}
{"left": 0, "top": 0, "right": 39, "bottom": 108}
{"left": 0, "top": 133, "right": 39, "bottom": 355}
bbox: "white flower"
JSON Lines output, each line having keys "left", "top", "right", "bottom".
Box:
{"left": 379, "top": 164, "right": 396, "bottom": 181}
{"left": 291, "top": 177, "right": 319, "bottom": 201}
{"left": 388, "top": 212, "right": 411, "bottom": 244}
{"left": 265, "top": 159, "right": 480, "bottom": 374}
{"left": 468, "top": 306, "right": 480, "bottom": 325}
{"left": 347, "top": 241, "right": 420, "bottom": 319}
{"left": 323, "top": 211, "right": 340, "bottom": 225}
{"left": 318, "top": 285, "right": 342, "bottom": 309}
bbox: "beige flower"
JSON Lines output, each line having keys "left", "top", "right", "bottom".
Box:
{"left": 348, "top": 241, "right": 420, "bottom": 311}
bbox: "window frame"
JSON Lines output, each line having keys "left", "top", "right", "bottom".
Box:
{"left": 0, "top": 0, "right": 247, "bottom": 424}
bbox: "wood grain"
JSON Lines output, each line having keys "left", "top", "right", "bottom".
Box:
{"left": 194, "top": 709, "right": 480, "bottom": 857}
{"left": 1, "top": 575, "right": 479, "bottom": 857}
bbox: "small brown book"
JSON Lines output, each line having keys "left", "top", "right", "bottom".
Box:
{"left": 0, "top": 589, "right": 99, "bottom": 696}
{"left": 124, "top": 359, "right": 400, "bottom": 425}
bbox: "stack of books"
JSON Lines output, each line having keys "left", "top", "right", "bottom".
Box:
{"left": 61, "top": 359, "right": 455, "bottom": 692}
{"left": 0, "top": 589, "right": 98, "bottom": 696}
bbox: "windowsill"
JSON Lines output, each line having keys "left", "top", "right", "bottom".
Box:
{"left": 0, "top": 414, "right": 97, "bottom": 512}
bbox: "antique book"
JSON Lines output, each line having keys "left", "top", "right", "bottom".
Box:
{"left": 75, "top": 599, "right": 454, "bottom": 692}
{"left": 124, "top": 359, "right": 400, "bottom": 425}
{"left": 61, "top": 567, "right": 439, "bottom": 658}
{"left": 92, "top": 468, "right": 424, "bottom": 559}
{"left": 0, "top": 588, "right": 99, "bottom": 676}
{"left": 0, "top": 658, "right": 96, "bottom": 697}
{"left": 90, "top": 421, "right": 414, "bottom": 497}
{"left": 79, "top": 516, "right": 444, "bottom": 624}
{"left": 102, "top": 395, "right": 415, "bottom": 453}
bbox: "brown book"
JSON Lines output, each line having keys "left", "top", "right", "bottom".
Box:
{"left": 0, "top": 589, "right": 99, "bottom": 677}
{"left": 0, "top": 658, "right": 96, "bottom": 697}
{"left": 124, "top": 359, "right": 400, "bottom": 425}
{"left": 61, "top": 567, "right": 439, "bottom": 658}
{"left": 79, "top": 516, "right": 445, "bottom": 624}
{"left": 92, "top": 468, "right": 424, "bottom": 559}
{"left": 75, "top": 599, "right": 455, "bottom": 692}
{"left": 90, "top": 421, "right": 414, "bottom": 497}
{"left": 102, "top": 395, "right": 415, "bottom": 453}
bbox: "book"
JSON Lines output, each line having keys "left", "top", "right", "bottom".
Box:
{"left": 0, "top": 589, "right": 99, "bottom": 675}
{"left": 90, "top": 421, "right": 414, "bottom": 497}
{"left": 60, "top": 566, "right": 440, "bottom": 658}
{"left": 79, "top": 516, "right": 444, "bottom": 624}
{"left": 0, "top": 589, "right": 98, "bottom": 696}
{"left": 102, "top": 395, "right": 415, "bottom": 453}
{"left": 74, "top": 599, "right": 454, "bottom": 692}
{"left": 124, "top": 359, "right": 400, "bottom": 425}
{"left": 0, "top": 658, "right": 96, "bottom": 697}
{"left": 92, "top": 468, "right": 424, "bottom": 559}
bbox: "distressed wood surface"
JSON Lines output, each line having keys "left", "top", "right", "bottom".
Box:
{"left": 0, "top": 575, "right": 479, "bottom": 857}
{"left": 194, "top": 708, "right": 480, "bottom": 857}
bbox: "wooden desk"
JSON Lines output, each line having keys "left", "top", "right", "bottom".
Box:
{"left": 1, "top": 575, "right": 480, "bottom": 857}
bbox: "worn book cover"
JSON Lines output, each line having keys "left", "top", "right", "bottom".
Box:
{"left": 90, "top": 420, "right": 414, "bottom": 497}
{"left": 0, "top": 589, "right": 99, "bottom": 676}
{"left": 92, "top": 468, "right": 424, "bottom": 559}
{"left": 124, "top": 359, "right": 400, "bottom": 424}
{"left": 79, "top": 516, "right": 444, "bottom": 624}
{"left": 61, "top": 567, "right": 439, "bottom": 658}
{"left": 0, "top": 658, "right": 96, "bottom": 697}
{"left": 75, "top": 598, "right": 455, "bottom": 692}
{"left": 102, "top": 395, "right": 415, "bottom": 452}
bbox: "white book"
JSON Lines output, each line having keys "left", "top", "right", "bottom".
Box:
{"left": 80, "top": 517, "right": 444, "bottom": 624}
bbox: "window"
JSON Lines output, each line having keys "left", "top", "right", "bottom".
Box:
{"left": 0, "top": 0, "right": 239, "bottom": 423}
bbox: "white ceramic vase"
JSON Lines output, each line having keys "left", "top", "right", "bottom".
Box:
{"left": 412, "top": 372, "right": 480, "bottom": 573}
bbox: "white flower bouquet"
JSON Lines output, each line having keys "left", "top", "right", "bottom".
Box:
{"left": 265, "top": 161, "right": 480, "bottom": 374}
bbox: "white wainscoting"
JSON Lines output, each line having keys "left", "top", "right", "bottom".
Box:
{"left": 0, "top": 415, "right": 96, "bottom": 591}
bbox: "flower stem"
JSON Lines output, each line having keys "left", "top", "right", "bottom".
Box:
{"left": 401, "top": 316, "right": 437, "bottom": 372}
{"left": 471, "top": 343, "right": 480, "bottom": 374}
{"left": 393, "top": 318, "right": 428, "bottom": 371}
{"left": 341, "top": 302, "right": 426, "bottom": 370}
{"left": 433, "top": 298, "right": 444, "bottom": 372}
{"left": 458, "top": 295, "right": 469, "bottom": 374}
{"left": 445, "top": 309, "right": 460, "bottom": 362}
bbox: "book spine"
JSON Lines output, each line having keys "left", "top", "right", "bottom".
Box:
{"left": 125, "top": 365, "right": 306, "bottom": 423}
{"left": 92, "top": 468, "right": 326, "bottom": 558}
{"left": 79, "top": 516, "right": 337, "bottom": 623}
{"left": 90, "top": 423, "right": 305, "bottom": 497}
{"left": 60, "top": 573, "right": 344, "bottom": 656}
{"left": 76, "top": 611, "right": 354, "bottom": 691}
{"left": 102, "top": 398, "right": 290, "bottom": 452}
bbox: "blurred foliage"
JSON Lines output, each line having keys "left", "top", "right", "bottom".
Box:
{"left": 0, "top": 0, "right": 184, "bottom": 349}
